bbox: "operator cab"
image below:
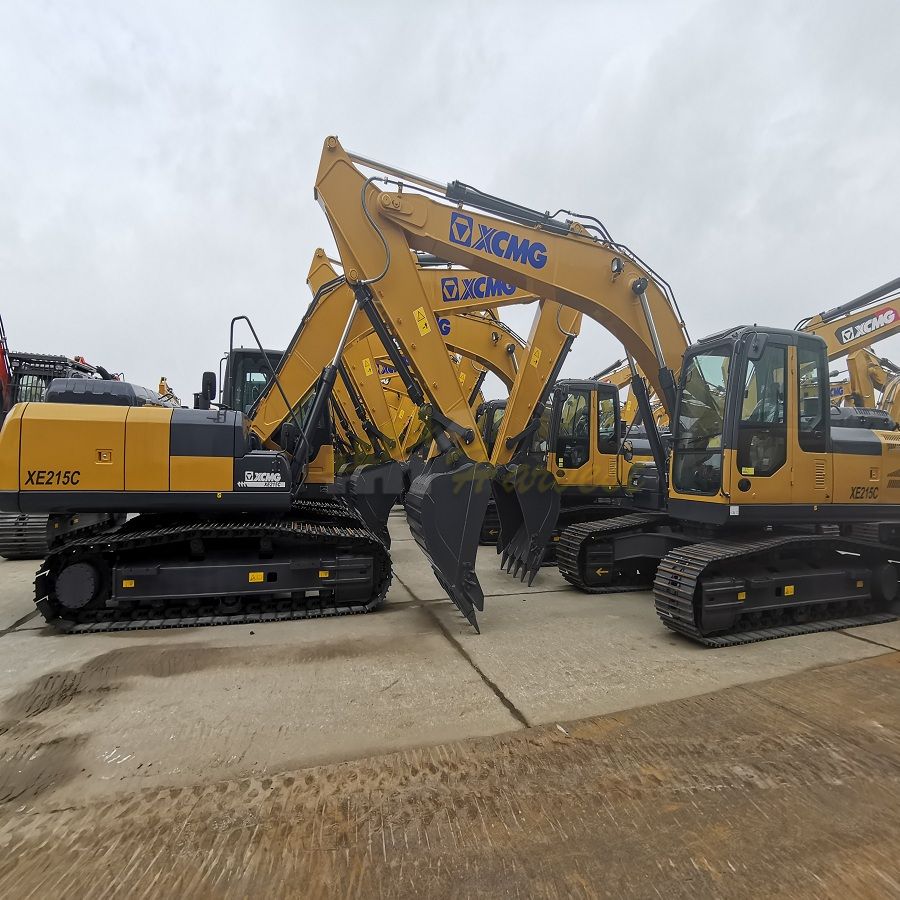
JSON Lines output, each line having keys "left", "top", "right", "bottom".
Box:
{"left": 547, "top": 379, "right": 620, "bottom": 473}
{"left": 670, "top": 327, "right": 837, "bottom": 519}
{"left": 222, "top": 347, "right": 284, "bottom": 414}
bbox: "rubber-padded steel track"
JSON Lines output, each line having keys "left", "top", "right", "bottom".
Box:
{"left": 654, "top": 533, "right": 897, "bottom": 646}
{"left": 479, "top": 500, "right": 501, "bottom": 545}
{"left": 36, "top": 497, "right": 392, "bottom": 634}
{"left": 0, "top": 513, "right": 48, "bottom": 560}
{"left": 556, "top": 513, "right": 663, "bottom": 593}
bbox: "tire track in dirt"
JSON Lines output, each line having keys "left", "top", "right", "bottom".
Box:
{"left": 0, "top": 653, "right": 898, "bottom": 897}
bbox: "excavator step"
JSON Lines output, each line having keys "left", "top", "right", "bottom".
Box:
{"left": 654, "top": 533, "right": 898, "bottom": 646}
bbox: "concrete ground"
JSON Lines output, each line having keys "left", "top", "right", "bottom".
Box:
{"left": 1, "top": 510, "right": 899, "bottom": 896}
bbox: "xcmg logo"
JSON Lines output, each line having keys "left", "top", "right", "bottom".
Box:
{"left": 449, "top": 211, "right": 548, "bottom": 269}
{"left": 440, "top": 275, "right": 517, "bottom": 303}
{"left": 837, "top": 306, "right": 898, "bottom": 345}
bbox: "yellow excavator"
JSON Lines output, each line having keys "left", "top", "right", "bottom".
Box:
{"left": 384, "top": 256, "right": 660, "bottom": 558}
{"left": 0, "top": 238, "right": 581, "bottom": 631}
{"left": 0, "top": 317, "right": 153, "bottom": 561}
{"left": 313, "top": 137, "right": 900, "bottom": 646}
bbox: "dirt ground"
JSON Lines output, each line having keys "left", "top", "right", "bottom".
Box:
{"left": 1, "top": 653, "right": 899, "bottom": 898}
{"left": 1, "top": 514, "right": 899, "bottom": 897}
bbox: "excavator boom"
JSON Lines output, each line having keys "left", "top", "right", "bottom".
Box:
{"left": 798, "top": 276, "right": 900, "bottom": 359}
{"left": 315, "top": 137, "right": 689, "bottom": 619}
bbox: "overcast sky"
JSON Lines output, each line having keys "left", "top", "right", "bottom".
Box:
{"left": 2, "top": 1, "right": 899, "bottom": 402}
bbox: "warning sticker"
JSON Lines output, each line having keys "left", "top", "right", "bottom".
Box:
{"left": 458, "top": 371, "right": 466, "bottom": 385}
{"left": 413, "top": 306, "right": 431, "bottom": 336}
{"left": 362, "top": 358, "right": 373, "bottom": 377}
{"left": 530, "top": 347, "right": 542, "bottom": 368}
{"left": 248, "top": 571, "right": 264, "bottom": 583}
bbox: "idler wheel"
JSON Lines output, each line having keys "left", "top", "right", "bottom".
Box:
{"left": 55, "top": 562, "right": 99, "bottom": 610}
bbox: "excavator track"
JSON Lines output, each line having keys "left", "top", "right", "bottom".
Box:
{"left": 35, "top": 497, "right": 392, "bottom": 634}
{"left": 556, "top": 512, "right": 665, "bottom": 593}
{"left": 0, "top": 513, "right": 48, "bottom": 560}
{"left": 542, "top": 504, "right": 634, "bottom": 565}
{"left": 654, "top": 533, "right": 898, "bottom": 647}
{"left": 479, "top": 500, "right": 501, "bottom": 545}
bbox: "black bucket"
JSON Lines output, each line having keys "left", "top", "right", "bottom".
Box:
{"left": 345, "top": 460, "right": 407, "bottom": 548}
{"left": 492, "top": 462, "right": 560, "bottom": 585}
{"left": 402, "top": 446, "right": 429, "bottom": 500}
{"left": 404, "top": 450, "right": 494, "bottom": 632}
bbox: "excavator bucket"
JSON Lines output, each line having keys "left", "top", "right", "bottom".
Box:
{"left": 404, "top": 451, "right": 494, "bottom": 632}
{"left": 492, "top": 462, "right": 560, "bottom": 585}
{"left": 402, "top": 445, "right": 429, "bottom": 498}
{"left": 346, "top": 459, "right": 406, "bottom": 548}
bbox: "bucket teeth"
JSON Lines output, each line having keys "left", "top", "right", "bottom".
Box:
{"left": 404, "top": 451, "right": 493, "bottom": 631}
{"left": 492, "top": 463, "right": 559, "bottom": 583}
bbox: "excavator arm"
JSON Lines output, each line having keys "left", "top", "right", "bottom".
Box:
{"left": 797, "top": 277, "right": 900, "bottom": 359}
{"left": 845, "top": 348, "right": 894, "bottom": 409}
{"left": 251, "top": 251, "right": 533, "bottom": 453}
{"left": 315, "top": 137, "right": 689, "bottom": 415}
{"left": 315, "top": 137, "right": 689, "bottom": 616}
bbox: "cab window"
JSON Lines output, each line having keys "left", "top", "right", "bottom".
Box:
{"left": 736, "top": 343, "right": 787, "bottom": 476}
{"left": 15, "top": 374, "right": 47, "bottom": 404}
{"left": 672, "top": 347, "right": 731, "bottom": 495}
{"left": 798, "top": 344, "right": 827, "bottom": 453}
{"left": 555, "top": 389, "right": 591, "bottom": 469}
{"left": 597, "top": 394, "right": 618, "bottom": 453}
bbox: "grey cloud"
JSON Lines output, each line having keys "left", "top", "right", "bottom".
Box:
{"left": 1, "top": 0, "right": 898, "bottom": 398}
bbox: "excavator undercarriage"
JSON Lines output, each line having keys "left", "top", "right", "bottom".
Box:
{"left": 37, "top": 496, "right": 391, "bottom": 632}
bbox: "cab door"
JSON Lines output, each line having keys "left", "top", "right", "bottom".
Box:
{"left": 549, "top": 386, "right": 594, "bottom": 490}
{"left": 729, "top": 336, "right": 795, "bottom": 507}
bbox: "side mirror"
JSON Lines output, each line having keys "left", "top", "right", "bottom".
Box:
{"left": 622, "top": 439, "right": 634, "bottom": 462}
{"left": 201, "top": 371, "right": 217, "bottom": 403}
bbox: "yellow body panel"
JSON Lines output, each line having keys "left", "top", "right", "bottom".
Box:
{"left": 20, "top": 403, "right": 127, "bottom": 491}
{"left": 306, "top": 444, "right": 335, "bottom": 484}
{"left": 125, "top": 407, "right": 173, "bottom": 491}
{"left": 170, "top": 456, "right": 232, "bottom": 492}
{"left": 0, "top": 405, "right": 24, "bottom": 490}
{"left": 493, "top": 301, "right": 582, "bottom": 466}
